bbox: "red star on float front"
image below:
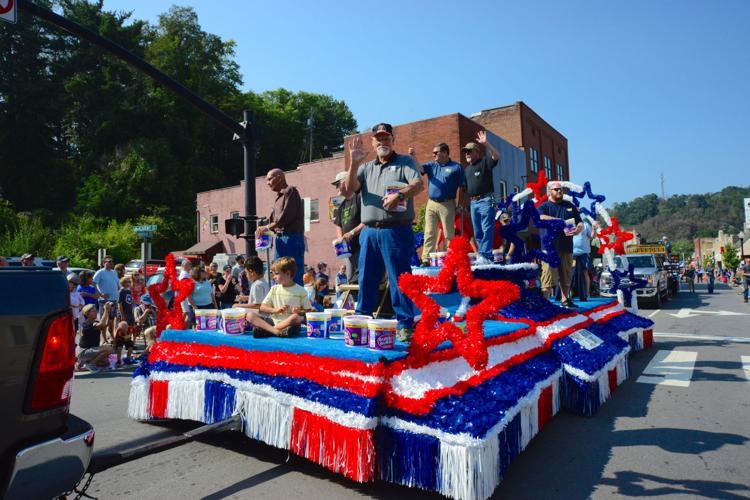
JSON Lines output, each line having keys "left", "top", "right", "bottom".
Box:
{"left": 597, "top": 217, "right": 634, "bottom": 255}
{"left": 147, "top": 253, "right": 194, "bottom": 335}
{"left": 399, "top": 237, "right": 521, "bottom": 371}
{"left": 526, "top": 170, "right": 549, "bottom": 207}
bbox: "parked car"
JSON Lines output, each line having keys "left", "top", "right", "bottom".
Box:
{"left": 0, "top": 267, "right": 94, "bottom": 498}
{"left": 600, "top": 253, "right": 670, "bottom": 307}
{"left": 124, "top": 259, "right": 165, "bottom": 276}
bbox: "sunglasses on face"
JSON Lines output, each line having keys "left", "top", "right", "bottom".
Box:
{"left": 550, "top": 188, "right": 562, "bottom": 191}
{"left": 432, "top": 151, "right": 441, "bottom": 155}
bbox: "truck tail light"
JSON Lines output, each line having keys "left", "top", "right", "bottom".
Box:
{"left": 27, "top": 312, "right": 76, "bottom": 413}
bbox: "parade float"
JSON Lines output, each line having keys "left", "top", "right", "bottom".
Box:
{"left": 128, "top": 180, "right": 654, "bottom": 500}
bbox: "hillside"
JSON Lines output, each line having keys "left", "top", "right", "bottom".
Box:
{"left": 611, "top": 186, "right": 750, "bottom": 243}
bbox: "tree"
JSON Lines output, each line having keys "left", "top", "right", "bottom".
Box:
{"left": 722, "top": 243, "right": 740, "bottom": 271}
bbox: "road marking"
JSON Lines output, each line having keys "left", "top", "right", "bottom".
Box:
{"left": 653, "top": 332, "right": 750, "bottom": 344}
{"left": 637, "top": 349, "right": 697, "bottom": 387}
{"left": 668, "top": 308, "right": 748, "bottom": 319}
{"left": 648, "top": 310, "right": 659, "bottom": 318}
{"left": 742, "top": 356, "right": 750, "bottom": 382}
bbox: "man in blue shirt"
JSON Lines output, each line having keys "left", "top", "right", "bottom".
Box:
{"left": 415, "top": 142, "right": 466, "bottom": 265}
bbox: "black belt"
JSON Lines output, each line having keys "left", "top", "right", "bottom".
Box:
{"left": 366, "top": 220, "right": 411, "bottom": 229}
{"left": 470, "top": 193, "right": 492, "bottom": 201}
{"left": 429, "top": 197, "right": 455, "bottom": 203}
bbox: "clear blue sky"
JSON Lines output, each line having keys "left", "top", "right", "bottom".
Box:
{"left": 102, "top": 0, "right": 750, "bottom": 205}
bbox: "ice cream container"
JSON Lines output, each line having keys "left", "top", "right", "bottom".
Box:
{"left": 324, "top": 308, "right": 347, "bottom": 335}
{"left": 306, "top": 312, "right": 330, "bottom": 338}
{"left": 384, "top": 181, "right": 407, "bottom": 212}
{"left": 343, "top": 315, "right": 371, "bottom": 346}
{"left": 220, "top": 308, "right": 246, "bottom": 335}
{"left": 255, "top": 231, "right": 273, "bottom": 251}
{"left": 195, "top": 308, "right": 220, "bottom": 331}
{"left": 368, "top": 319, "right": 396, "bottom": 350}
{"left": 333, "top": 238, "right": 351, "bottom": 259}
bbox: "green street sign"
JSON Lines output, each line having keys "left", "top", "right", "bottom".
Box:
{"left": 133, "top": 224, "right": 158, "bottom": 232}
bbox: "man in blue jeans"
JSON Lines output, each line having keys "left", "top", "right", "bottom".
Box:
{"left": 256, "top": 168, "right": 305, "bottom": 285}
{"left": 463, "top": 131, "right": 500, "bottom": 261}
{"left": 741, "top": 257, "right": 750, "bottom": 303}
{"left": 340, "top": 123, "right": 423, "bottom": 342}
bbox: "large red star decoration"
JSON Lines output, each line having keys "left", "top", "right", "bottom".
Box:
{"left": 147, "top": 253, "right": 195, "bottom": 336}
{"left": 398, "top": 237, "right": 521, "bottom": 371}
{"left": 526, "top": 170, "right": 549, "bottom": 207}
{"left": 597, "top": 217, "right": 634, "bottom": 255}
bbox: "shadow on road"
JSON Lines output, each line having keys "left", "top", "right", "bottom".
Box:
{"left": 599, "top": 471, "right": 750, "bottom": 499}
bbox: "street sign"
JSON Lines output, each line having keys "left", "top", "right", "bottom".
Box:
{"left": 0, "top": 0, "right": 17, "bottom": 24}
{"left": 133, "top": 224, "right": 158, "bottom": 232}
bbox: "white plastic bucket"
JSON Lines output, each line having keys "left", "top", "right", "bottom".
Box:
{"left": 368, "top": 319, "right": 397, "bottom": 350}
{"left": 220, "top": 308, "right": 246, "bottom": 335}
{"left": 344, "top": 315, "right": 371, "bottom": 346}
{"left": 306, "top": 312, "right": 330, "bottom": 338}
{"left": 195, "top": 309, "right": 220, "bottom": 331}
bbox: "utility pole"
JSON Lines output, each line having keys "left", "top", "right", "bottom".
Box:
{"left": 308, "top": 111, "right": 314, "bottom": 163}
{"left": 660, "top": 172, "right": 665, "bottom": 199}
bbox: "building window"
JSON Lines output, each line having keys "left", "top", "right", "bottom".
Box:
{"left": 230, "top": 211, "right": 240, "bottom": 219}
{"left": 513, "top": 185, "right": 521, "bottom": 194}
{"left": 544, "top": 156, "right": 553, "bottom": 180}
{"left": 498, "top": 180, "right": 507, "bottom": 201}
{"left": 529, "top": 147, "right": 539, "bottom": 173}
{"left": 304, "top": 198, "right": 320, "bottom": 230}
{"left": 210, "top": 214, "right": 218, "bottom": 234}
{"left": 556, "top": 163, "right": 564, "bottom": 181}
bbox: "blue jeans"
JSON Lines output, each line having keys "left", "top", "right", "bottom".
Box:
{"left": 275, "top": 233, "right": 305, "bottom": 285}
{"left": 357, "top": 225, "right": 417, "bottom": 329}
{"left": 470, "top": 196, "right": 496, "bottom": 260}
{"left": 744, "top": 280, "right": 749, "bottom": 301}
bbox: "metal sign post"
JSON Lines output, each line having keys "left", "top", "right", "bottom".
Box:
{"left": 134, "top": 225, "right": 157, "bottom": 281}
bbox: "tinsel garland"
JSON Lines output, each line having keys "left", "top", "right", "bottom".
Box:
{"left": 597, "top": 217, "right": 634, "bottom": 256}
{"left": 569, "top": 181, "right": 606, "bottom": 218}
{"left": 399, "top": 236, "right": 521, "bottom": 371}
{"left": 146, "top": 253, "right": 194, "bottom": 335}
{"left": 497, "top": 199, "right": 565, "bottom": 267}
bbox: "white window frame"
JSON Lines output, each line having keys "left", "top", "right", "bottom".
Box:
{"left": 230, "top": 211, "right": 240, "bottom": 219}
{"left": 529, "top": 147, "right": 539, "bottom": 173}
{"left": 303, "top": 198, "right": 320, "bottom": 232}
{"left": 210, "top": 214, "right": 219, "bottom": 234}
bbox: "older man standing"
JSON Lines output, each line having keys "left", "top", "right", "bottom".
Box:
{"left": 341, "top": 123, "right": 423, "bottom": 341}
{"left": 538, "top": 181, "right": 583, "bottom": 307}
{"left": 463, "top": 131, "right": 500, "bottom": 262}
{"left": 416, "top": 142, "right": 466, "bottom": 266}
{"left": 256, "top": 168, "right": 305, "bottom": 285}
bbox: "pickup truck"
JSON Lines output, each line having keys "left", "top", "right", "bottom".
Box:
{"left": 599, "top": 253, "right": 670, "bottom": 307}
{"left": 0, "top": 267, "right": 94, "bottom": 499}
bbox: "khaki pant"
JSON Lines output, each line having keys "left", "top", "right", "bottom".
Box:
{"left": 421, "top": 199, "right": 456, "bottom": 261}
{"left": 541, "top": 252, "right": 574, "bottom": 291}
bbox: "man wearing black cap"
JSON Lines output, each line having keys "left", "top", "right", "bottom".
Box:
{"left": 340, "top": 123, "right": 423, "bottom": 342}
{"left": 463, "top": 130, "right": 500, "bottom": 262}
{"left": 56, "top": 255, "right": 74, "bottom": 277}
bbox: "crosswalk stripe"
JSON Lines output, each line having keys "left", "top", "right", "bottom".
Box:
{"left": 653, "top": 332, "right": 750, "bottom": 344}
{"left": 637, "top": 349, "right": 697, "bottom": 387}
{"left": 742, "top": 356, "right": 750, "bottom": 382}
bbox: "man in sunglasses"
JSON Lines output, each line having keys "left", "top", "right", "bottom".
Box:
{"left": 340, "top": 123, "right": 422, "bottom": 342}
{"left": 414, "top": 142, "right": 466, "bottom": 266}
{"left": 538, "top": 181, "right": 583, "bottom": 307}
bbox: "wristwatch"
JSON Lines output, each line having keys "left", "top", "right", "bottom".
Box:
{"left": 397, "top": 192, "right": 405, "bottom": 201}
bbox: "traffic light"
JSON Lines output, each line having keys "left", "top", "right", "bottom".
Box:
{"left": 225, "top": 218, "right": 245, "bottom": 238}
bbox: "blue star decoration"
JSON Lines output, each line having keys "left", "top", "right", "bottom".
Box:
{"left": 498, "top": 199, "right": 565, "bottom": 267}
{"left": 609, "top": 262, "right": 648, "bottom": 307}
{"left": 570, "top": 181, "right": 606, "bottom": 218}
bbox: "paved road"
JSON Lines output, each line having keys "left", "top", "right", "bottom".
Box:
{"left": 70, "top": 282, "right": 750, "bottom": 499}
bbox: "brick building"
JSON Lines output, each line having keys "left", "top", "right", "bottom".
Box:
{"left": 195, "top": 106, "right": 558, "bottom": 267}
{"left": 472, "top": 101, "right": 569, "bottom": 183}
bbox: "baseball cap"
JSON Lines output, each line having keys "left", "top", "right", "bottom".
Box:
{"left": 461, "top": 142, "right": 480, "bottom": 152}
{"left": 371, "top": 123, "right": 393, "bottom": 137}
{"left": 222, "top": 264, "right": 232, "bottom": 272}
{"left": 331, "top": 171, "right": 348, "bottom": 185}
{"left": 57, "top": 255, "right": 69, "bottom": 263}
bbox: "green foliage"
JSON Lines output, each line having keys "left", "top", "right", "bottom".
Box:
{"left": 671, "top": 240, "right": 695, "bottom": 259}
{"left": 702, "top": 254, "right": 715, "bottom": 269}
{"left": 52, "top": 215, "right": 139, "bottom": 267}
{"left": 722, "top": 243, "right": 740, "bottom": 270}
{"left": 611, "top": 186, "right": 750, "bottom": 243}
{"left": 413, "top": 205, "right": 426, "bottom": 233}
{"left": 0, "top": 214, "right": 54, "bottom": 258}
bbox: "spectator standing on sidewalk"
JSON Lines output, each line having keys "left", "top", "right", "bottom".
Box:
{"left": 684, "top": 265, "right": 696, "bottom": 293}
{"left": 232, "top": 255, "right": 245, "bottom": 281}
{"left": 414, "top": 142, "right": 466, "bottom": 265}
{"left": 68, "top": 274, "right": 84, "bottom": 333}
{"left": 93, "top": 255, "right": 119, "bottom": 341}
{"left": 216, "top": 265, "right": 239, "bottom": 309}
{"left": 255, "top": 169, "right": 306, "bottom": 285}
{"left": 56, "top": 256, "right": 74, "bottom": 277}
{"left": 340, "top": 123, "right": 423, "bottom": 342}
{"left": 462, "top": 131, "right": 500, "bottom": 262}
{"left": 740, "top": 257, "right": 750, "bottom": 303}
